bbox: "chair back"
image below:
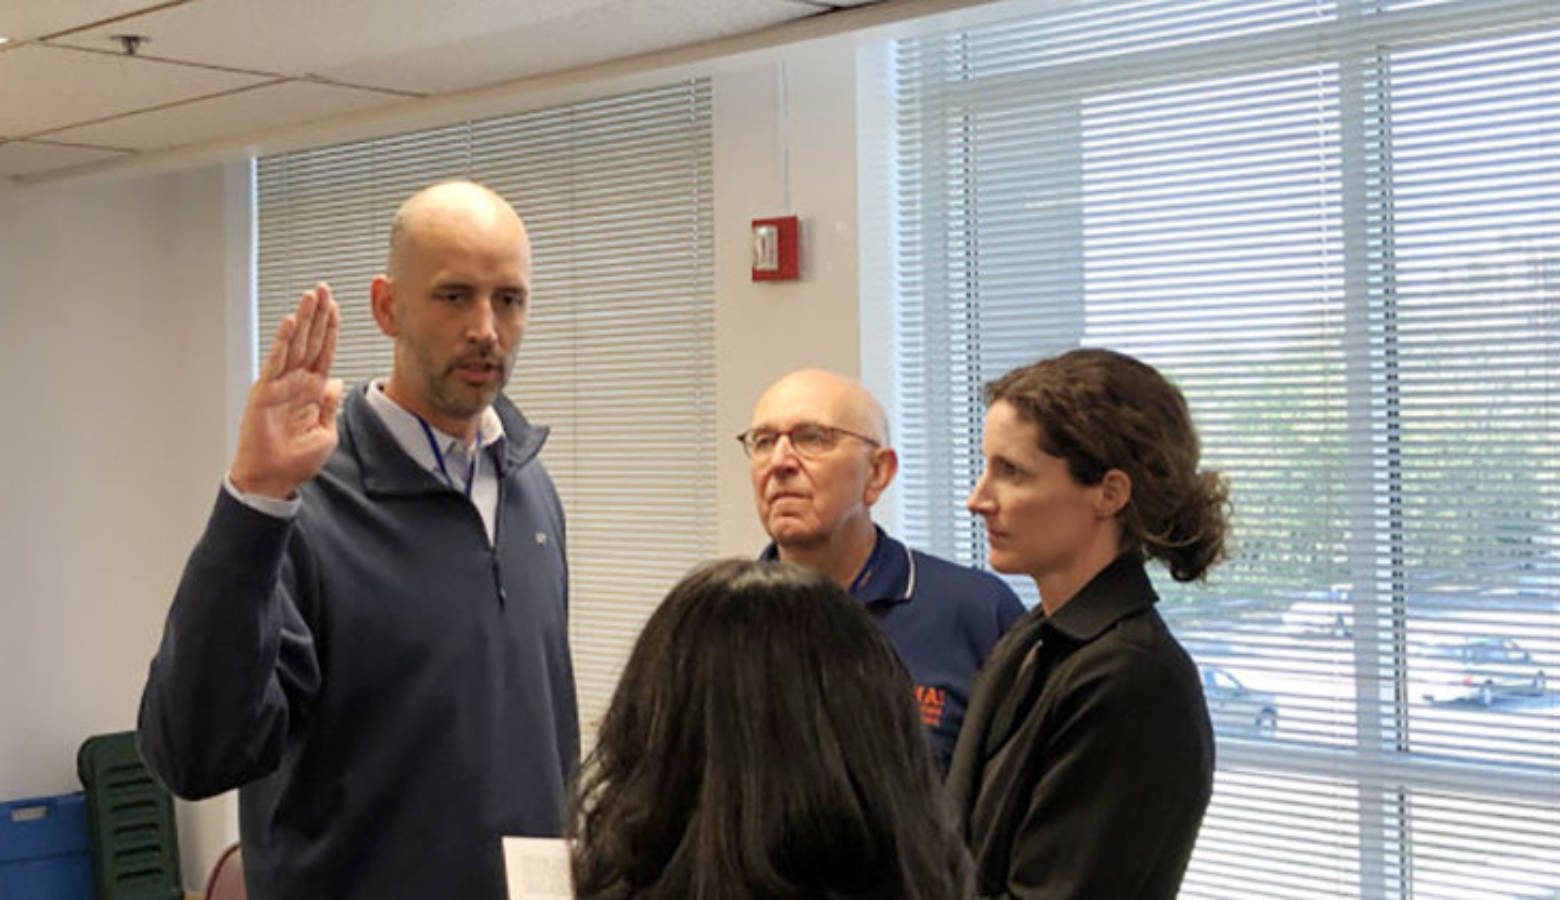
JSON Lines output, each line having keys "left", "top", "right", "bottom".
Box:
{"left": 76, "top": 732, "right": 182, "bottom": 899}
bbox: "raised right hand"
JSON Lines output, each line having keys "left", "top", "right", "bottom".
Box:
{"left": 229, "top": 284, "right": 344, "bottom": 499}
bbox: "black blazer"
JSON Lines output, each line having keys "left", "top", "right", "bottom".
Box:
{"left": 945, "top": 555, "right": 1215, "bottom": 899}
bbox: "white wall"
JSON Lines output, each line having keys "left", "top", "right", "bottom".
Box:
{"left": 0, "top": 28, "right": 881, "bottom": 891}
{"left": 711, "top": 44, "right": 867, "bottom": 556}
{"left": 0, "top": 164, "right": 242, "bottom": 884}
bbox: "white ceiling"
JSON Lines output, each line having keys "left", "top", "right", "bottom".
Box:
{"left": 0, "top": 0, "right": 885, "bottom": 182}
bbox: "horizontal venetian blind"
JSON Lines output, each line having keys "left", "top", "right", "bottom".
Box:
{"left": 892, "top": 1, "right": 1559, "bottom": 896}
{"left": 256, "top": 79, "right": 716, "bottom": 739}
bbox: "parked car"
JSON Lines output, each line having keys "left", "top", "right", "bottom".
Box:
{"left": 1414, "top": 637, "right": 1548, "bottom": 706}
{"left": 1200, "top": 665, "right": 1278, "bottom": 737}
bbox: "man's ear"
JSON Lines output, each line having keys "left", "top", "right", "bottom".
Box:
{"left": 370, "top": 275, "right": 399, "bottom": 338}
{"left": 1097, "top": 468, "right": 1132, "bottom": 518}
{"left": 863, "top": 447, "right": 899, "bottom": 506}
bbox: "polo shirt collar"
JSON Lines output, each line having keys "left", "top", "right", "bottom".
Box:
{"left": 759, "top": 525, "right": 915, "bottom": 607}
{"left": 1044, "top": 553, "right": 1159, "bottom": 642}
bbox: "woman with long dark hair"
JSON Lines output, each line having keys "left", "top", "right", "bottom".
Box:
{"left": 571, "top": 558, "right": 972, "bottom": 899}
{"left": 947, "top": 348, "right": 1230, "bottom": 898}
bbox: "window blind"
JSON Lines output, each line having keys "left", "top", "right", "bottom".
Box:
{"left": 256, "top": 79, "right": 716, "bottom": 739}
{"left": 892, "top": 1, "right": 1558, "bottom": 895}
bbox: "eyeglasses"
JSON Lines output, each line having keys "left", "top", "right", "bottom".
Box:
{"left": 735, "top": 422, "right": 881, "bottom": 461}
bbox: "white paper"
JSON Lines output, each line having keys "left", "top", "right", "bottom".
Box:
{"left": 503, "top": 836, "right": 574, "bottom": 899}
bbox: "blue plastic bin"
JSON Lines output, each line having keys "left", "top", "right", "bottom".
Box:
{"left": 0, "top": 792, "right": 95, "bottom": 900}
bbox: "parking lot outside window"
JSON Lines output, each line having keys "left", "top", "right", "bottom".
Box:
{"left": 888, "top": 2, "right": 1560, "bottom": 895}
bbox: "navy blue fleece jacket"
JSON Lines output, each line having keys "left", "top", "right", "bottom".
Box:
{"left": 138, "top": 383, "right": 578, "bottom": 900}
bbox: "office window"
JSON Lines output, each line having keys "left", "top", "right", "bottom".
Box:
{"left": 256, "top": 79, "right": 716, "bottom": 737}
{"left": 892, "top": 1, "right": 1558, "bottom": 895}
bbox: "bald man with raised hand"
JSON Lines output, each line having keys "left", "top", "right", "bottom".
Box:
{"left": 741, "top": 369, "right": 1025, "bottom": 772}
{"left": 138, "top": 181, "right": 577, "bottom": 900}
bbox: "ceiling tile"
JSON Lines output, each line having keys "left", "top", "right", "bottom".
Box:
{"left": 0, "top": 44, "right": 266, "bottom": 138}
{"left": 0, "top": 140, "right": 131, "bottom": 178}
{"left": 57, "top": 0, "right": 808, "bottom": 94}
{"left": 54, "top": 0, "right": 622, "bottom": 83}
{"left": 320, "top": 0, "right": 807, "bottom": 94}
{"left": 47, "top": 80, "right": 404, "bottom": 151}
{"left": 0, "top": 0, "right": 160, "bottom": 44}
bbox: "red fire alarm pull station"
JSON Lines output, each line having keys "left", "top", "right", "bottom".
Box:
{"left": 751, "top": 216, "right": 800, "bottom": 281}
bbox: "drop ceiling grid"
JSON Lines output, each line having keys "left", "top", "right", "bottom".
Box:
{"left": 0, "top": 43, "right": 267, "bottom": 139}
{"left": 54, "top": 0, "right": 640, "bottom": 86}
{"left": 319, "top": 0, "right": 811, "bottom": 94}
{"left": 1, "top": 0, "right": 880, "bottom": 182}
{"left": 0, "top": 0, "right": 159, "bottom": 44}
{"left": 0, "top": 140, "right": 131, "bottom": 178}
{"left": 58, "top": 0, "right": 814, "bottom": 95}
{"left": 48, "top": 80, "right": 409, "bottom": 152}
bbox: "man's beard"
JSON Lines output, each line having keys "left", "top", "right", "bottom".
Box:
{"left": 423, "top": 345, "right": 516, "bottom": 419}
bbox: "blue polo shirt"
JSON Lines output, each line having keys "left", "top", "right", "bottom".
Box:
{"left": 762, "top": 526, "right": 1025, "bottom": 771}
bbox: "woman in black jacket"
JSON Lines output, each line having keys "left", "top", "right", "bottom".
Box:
{"left": 947, "top": 348, "right": 1230, "bottom": 899}
{"left": 571, "top": 558, "right": 973, "bottom": 899}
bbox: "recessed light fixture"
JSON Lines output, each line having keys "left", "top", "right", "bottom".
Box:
{"left": 0, "top": 37, "right": 10, "bottom": 45}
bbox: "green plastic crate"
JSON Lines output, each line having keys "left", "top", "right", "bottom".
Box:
{"left": 76, "top": 733, "right": 181, "bottom": 900}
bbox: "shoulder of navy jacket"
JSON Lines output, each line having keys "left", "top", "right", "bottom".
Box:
{"left": 491, "top": 394, "right": 548, "bottom": 475}
{"left": 499, "top": 423, "right": 548, "bottom": 475}
{"left": 339, "top": 380, "right": 451, "bottom": 498}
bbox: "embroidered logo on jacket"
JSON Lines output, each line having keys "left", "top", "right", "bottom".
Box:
{"left": 915, "top": 684, "right": 947, "bottom": 727}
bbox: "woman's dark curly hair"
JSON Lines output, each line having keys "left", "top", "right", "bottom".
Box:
{"left": 569, "top": 558, "right": 972, "bottom": 899}
{"left": 985, "top": 348, "right": 1231, "bottom": 582}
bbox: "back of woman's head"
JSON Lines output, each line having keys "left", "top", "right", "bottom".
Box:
{"left": 986, "top": 347, "right": 1230, "bottom": 582}
{"left": 571, "top": 558, "right": 972, "bottom": 900}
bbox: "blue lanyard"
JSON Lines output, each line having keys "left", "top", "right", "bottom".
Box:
{"left": 417, "top": 418, "right": 480, "bottom": 498}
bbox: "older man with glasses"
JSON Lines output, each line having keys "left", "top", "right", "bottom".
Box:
{"left": 739, "top": 369, "right": 1025, "bottom": 773}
